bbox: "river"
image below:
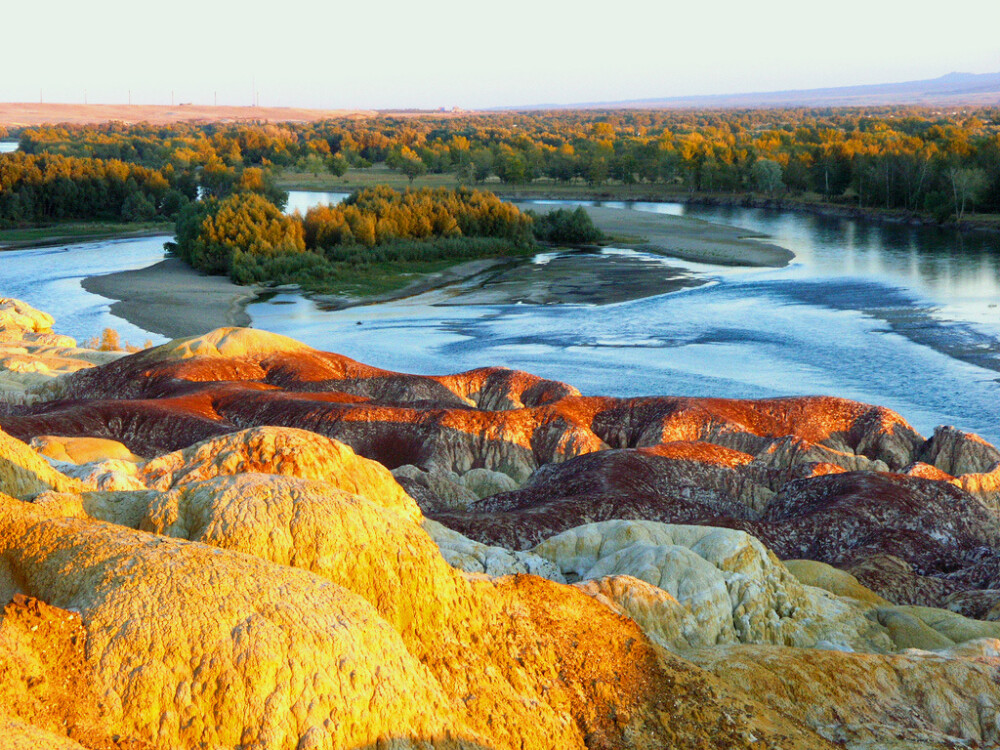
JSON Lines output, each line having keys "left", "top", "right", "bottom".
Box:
{"left": 1, "top": 191, "right": 998, "bottom": 441}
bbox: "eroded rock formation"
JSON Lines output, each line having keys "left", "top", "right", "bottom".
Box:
{"left": 2, "top": 302, "right": 1000, "bottom": 749}
{"left": 0, "top": 298, "right": 122, "bottom": 401}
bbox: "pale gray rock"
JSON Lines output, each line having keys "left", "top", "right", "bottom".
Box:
{"left": 459, "top": 467, "right": 520, "bottom": 499}
{"left": 422, "top": 519, "right": 566, "bottom": 582}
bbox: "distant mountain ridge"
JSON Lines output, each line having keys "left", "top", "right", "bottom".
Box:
{"left": 507, "top": 72, "right": 1000, "bottom": 110}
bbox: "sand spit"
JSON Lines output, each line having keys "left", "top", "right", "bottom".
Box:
{"left": 79, "top": 207, "right": 788, "bottom": 336}
{"left": 578, "top": 205, "right": 795, "bottom": 267}
{"left": 81, "top": 258, "right": 256, "bottom": 339}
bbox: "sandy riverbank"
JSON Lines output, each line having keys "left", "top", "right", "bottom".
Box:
{"left": 81, "top": 258, "right": 257, "bottom": 339}
{"left": 569, "top": 206, "right": 794, "bottom": 267}
{"left": 80, "top": 256, "right": 518, "bottom": 338}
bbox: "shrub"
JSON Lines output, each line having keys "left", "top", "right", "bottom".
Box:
{"left": 168, "top": 192, "right": 305, "bottom": 274}
{"left": 529, "top": 206, "right": 604, "bottom": 244}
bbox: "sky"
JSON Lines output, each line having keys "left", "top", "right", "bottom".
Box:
{"left": 4, "top": 0, "right": 1000, "bottom": 110}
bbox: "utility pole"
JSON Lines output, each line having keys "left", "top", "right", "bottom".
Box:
{"left": 171, "top": 90, "right": 174, "bottom": 106}
{"left": 214, "top": 91, "right": 218, "bottom": 106}
{"left": 39, "top": 90, "right": 43, "bottom": 104}
{"left": 252, "top": 77, "right": 255, "bottom": 107}
{"left": 128, "top": 89, "right": 132, "bottom": 106}
{"left": 84, "top": 90, "right": 87, "bottom": 105}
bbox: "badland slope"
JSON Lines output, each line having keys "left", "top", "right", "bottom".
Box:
{"left": 2, "top": 298, "right": 1000, "bottom": 749}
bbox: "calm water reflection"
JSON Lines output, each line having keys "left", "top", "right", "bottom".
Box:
{"left": 538, "top": 199, "right": 1000, "bottom": 331}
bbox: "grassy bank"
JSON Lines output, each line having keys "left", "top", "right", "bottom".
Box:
{"left": 300, "top": 256, "right": 521, "bottom": 300}
{"left": 0, "top": 221, "right": 173, "bottom": 250}
{"left": 225, "top": 239, "right": 537, "bottom": 299}
{"left": 276, "top": 165, "right": 687, "bottom": 199}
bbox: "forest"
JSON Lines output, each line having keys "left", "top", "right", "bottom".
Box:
{"left": 10, "top": 107, "right": 1000, "bottom": 223}
{"left": 0, "top": 152, "right": 194, "bottom": 226}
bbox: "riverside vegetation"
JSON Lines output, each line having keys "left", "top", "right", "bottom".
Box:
{"left": 0, "top": 131, "right": 605, "bottom": 294}
{"left": 5, "top": 107, "right": 1000, "bottom": 261}
{"left": 166, "top": 186, "right": 603, "bottom": 294}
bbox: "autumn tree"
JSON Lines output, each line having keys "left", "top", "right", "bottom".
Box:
{"left": 168, "top": 192, "right": 305, "bottom": 274}
{"left": 327, "top": 154, "right": 349, "bottom": 177}
{"left": 400, "top": 155, "right": 427, "bottom": 184}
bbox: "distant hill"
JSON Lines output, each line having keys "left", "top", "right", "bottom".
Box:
{"left": 511, "top": 72, "right": 1000, "bottom": 110}
{"left": 0, "top": 103, "right": 379, "bottom": 127}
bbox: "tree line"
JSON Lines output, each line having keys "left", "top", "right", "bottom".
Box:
{"left": 11, "top": 106, "right": 1000, "bottom": 221}
{"left": 0, "top": 152, "right": 195, "bottom": 226}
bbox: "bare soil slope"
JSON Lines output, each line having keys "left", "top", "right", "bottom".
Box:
{"left": 0, "top": 103, "right": 376, "bottom": 127}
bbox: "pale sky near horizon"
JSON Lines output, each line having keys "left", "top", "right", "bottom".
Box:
{"left": 5, "top": 0, "right": 1000, "bottom": 110}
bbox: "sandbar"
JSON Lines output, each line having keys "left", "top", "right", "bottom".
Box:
{"left": 81, "top": 258, "right": 257, "bottom": 339}
{"left": 81, "top": 207, "right": 792, "bottom": 338}
{"left": 545, "top": 205, "right": 795, "bottom": 267}
{"left": 435, "top": 250, "right": 705, "bottom": 306}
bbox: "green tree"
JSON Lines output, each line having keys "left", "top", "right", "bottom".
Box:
{"left": 610, "top": 153, "right": 638, "bottom": 184}
{"left": 299, "top": 154, "right": 327, "bottom": 176}
{"left": 200, "top": 158, "right": 238, "bottom": 198}
{"left": 751, "top": 158, "right": 784, "bottom": 196}
{"left": 327, "top": 154, "right": 349, "bottom": 177}
{"left": 121, "top": 191, "right": 157, "bottom": 222}
{"left": 948, "top": 166, "right": 988, "bottom": 221}
{"left": 160, "top": 189, "right": 190, "bottom": 219}
{"left": 400, "top": 155, "right": 427, "bottom": 184}
{"left": 529, "top": 207, "right": 604, "bottom": 244}
{"left": 496, "top": 149, "right": 527, "bottom": 184}
{"left": 471, "top": 149, "right": 494, "bottom": 183}
{"left": 585, "top": 157, "right": 608, "bottom": 186}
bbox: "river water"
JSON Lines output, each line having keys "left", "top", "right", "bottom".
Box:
{"left": 1, "top": 191, "right": 998, "bottom": 441}
{"left": 1, "top": 237, "right": 173, "bottom": 347}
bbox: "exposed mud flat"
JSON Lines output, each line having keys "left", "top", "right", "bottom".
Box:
{"left": 433, "top": 248, "right": 707, "bottom": 306}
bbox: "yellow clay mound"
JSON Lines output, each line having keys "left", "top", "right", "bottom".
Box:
{"left": 690, "top": 643, "right": 1000, "bottom": 749}
{"left": 141, "top": 327, "right": 313, "bottom": 363}
{"left": 0, "top": 298, "right": 55, "bottom": 334}
{"left": 31, "top": 436, "right": 145, "bottom": 466}
{"left": 784, "top": 559, "right": 891, "bottom": 606}
{"left": 140, "top": 426, "right": 420, "bottom": 522}
{"left": 0, "top": 428, "right": 82, "bottom": 498}
{"left": 0, "top": 495, "right": 459, "bottom": 750}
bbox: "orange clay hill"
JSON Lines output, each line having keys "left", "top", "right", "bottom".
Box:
{"left": 3, "top": 295, "right": 1000, "bottom": 750}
